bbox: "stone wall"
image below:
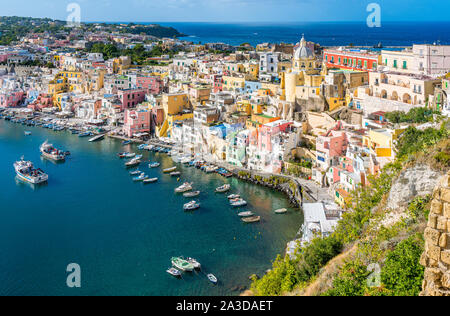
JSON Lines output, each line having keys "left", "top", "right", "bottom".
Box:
{"left": 420, "top": 172, "right": 450, "bottom": 296}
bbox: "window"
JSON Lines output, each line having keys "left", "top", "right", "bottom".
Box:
{"left": 393, "top": 60, "right": 398, "bottom": 68}
{"left": 402, "top": 61, "right": 407, "bottom": 69}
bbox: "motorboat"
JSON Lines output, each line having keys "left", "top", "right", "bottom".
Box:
{"left": 149, "top": 162, "right": 160, "bottom": 168}
{"left": 215, "top": 184, "right": 231, "bottom": 193}
{"left": 207, "top": 274, "right": 218, "bottom": 284}
{"left": 143, "top": 177, "right": 158, "bottom": 184}
{"left": 24, "top": 131, "right": 32, "bottom": 136}
{"left": 122, "top": 140, "right": 132, "bottom": 145}
{"left": 175, "top": 182, "right": 193, "bottom": 193}
{"left": 134, "top": 154, "right": 143, "bottom": 160}
{"left": 163, "top": 166, "right": 177, "bottom": 173}
{"left": 227, "top": 194, "right": 240, "bottom": 200}
{"left": 14, "top": 157, "right": 48, "bottom": 184}
{"left": 40, "top": 141, "right": 66, "bottom": 162}
{"left": 132, "top": 173, "right": 148, "bottom": 182}
{"left": 129, "top": 170, "right": 141, "bottom": 175}
{"left": 186, "top": 257, "right": 201, "bottom": 269}
{"left": 88, "top": 134, "right": 105, "bottom": 142}
{"left": 274, "top": 208, "right": 288, "bottom": 214}
{"left": 170, "top": 171, "right": 181, "bottom": 177}
{"left": 238, "top": 211, "right": 255, "bottom": 217}
{"left": 124, "top": 152, "right": 136, "bottom": 159}
{"left": 183, "top": 200, "right": 200, "bottom": 211}
{"left": 242, "top": 216, "right": 261, "bottom": 223}
{"left": 183, "top": 191, "right": 200, "bottom": 198}
{"left": 125, "top": 158, "right": 141, "bottom": 167}
{"left": 78, "top": 131, "right": 92, "bottom": 137}
{"left": 230, "top": 199, "right": 247, "bottom": 207}
{"left": 171, "top": 257, "right": 194, "bottom": 272}
{"left": 166, "top": 267, "right": 181, "bottom": 278}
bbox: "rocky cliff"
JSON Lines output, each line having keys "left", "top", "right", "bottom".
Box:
{"left": 420, "top": 172, "right": 450, "bottom": 296}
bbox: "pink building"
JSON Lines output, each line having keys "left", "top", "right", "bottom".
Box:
{"left": 0, "top": 91, "right": 25, "bottom": 108}
{"left": 136, "top": 76, "right": 164, "bottom": 94}
{"left": 316, "top": 126, "right": 348, "bottom": 170}
{"left": 257, "top": 120, "right": 292, "bottom": 152}
{"left": 118, "top": 88, "right": 146, "bottom": 111}
{"left": 27, "top": 93, "right": 53, "bottom": 111}
{"left": 123, "top": 109, "right": 151, "bottom": 138}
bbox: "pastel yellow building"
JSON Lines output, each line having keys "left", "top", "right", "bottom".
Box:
{"left": 222, "top": 76, "right": 246, "bottom": 92}
{"left": 162, "top": 93, "right": 190, "bottom": 115}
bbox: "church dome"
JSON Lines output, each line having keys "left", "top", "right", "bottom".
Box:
{"left": 294, "top": 35, "right": 314, "bottom": 60}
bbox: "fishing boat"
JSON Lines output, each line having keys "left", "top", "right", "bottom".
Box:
{"left": 143, "top": 177, "right": 158, "bottom": 184}
{"left": 242, "top": 216, "right": 261, "bottom": 223}
{"left": 274, "top": 208, "right": 288, "bottom": 214}
{"left": 40, "top": 141, "right": 66, "bottom": 162}
{"left": 88, "top": 134, "right": 105, "bottom": 142}
{"left": 134, "top": 154, "right": 143, "bottom": 160}
{"left": 166, "top": 267, "right": 182, "bottom": 278}
{"left": 175, "top": 182, "right": 193, "bottom": 193}
{"left": 207, "top": 273, "right": 218, "bottom": 284}
{"left": 238, "top": 211, "right": 254, "bottom": 217}
{"left": 186, "top": 257, "right": 201, "bottom": 269}
{"left": 227, "top": 194, "right": 240, "bottom": 200}
{"left": 215, "top": 184, "right": 231, "bottom": 193}
{"left": 170, "top": 171, "right": 181, "bottom": 177}
{"left": 183, "top": 190, "right": 200, "bottom": 198}
{"left": 149, "top": 162, "right": 160, "bottom": 168}
{"left": 123, "top": 152, "right": 135, "bottom": 159}
{"left": 171, "top": 257, "right": 194, "bottom": 272}
{"left": 129, "top": 170, "right": 141, "bottom": 175}
{"left": 230, "top": 199, "right": 247, "bottom": 207}
{"left": 14, "top": 157, "right": 48, "bottom": 184}
{"left": 24, "top": 131, "right": 32, "bottom": 136}
{"left": 122, "top": 140, "right": 132, "bottom": 145}
{"left": 125, "top": 158, "right": 141, "bottom": 167}
{"left": 163, "top": 166, "right": 177, "bottom": 173}
{"left": 183, "top": 200, "right": 200, "bottom": 211}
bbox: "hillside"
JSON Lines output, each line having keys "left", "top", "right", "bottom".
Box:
{"left": 249, "top": 119, "right": 450, "bottom": 296}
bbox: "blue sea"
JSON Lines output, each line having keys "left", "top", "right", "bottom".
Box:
{"left": 0, "top": 119, "right": 303, "bottom": 296}
{"left": 154, "top": 21, "right": 450, "bottom": 47}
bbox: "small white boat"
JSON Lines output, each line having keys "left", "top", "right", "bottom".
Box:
{"left": 215, "top": 184, "right": 230, "bottom": 193}
{"left": 230, "top": 199, "right": 247, "bottom": 207}
{"left": 163, "top": 166, "right": 177, "bottom": 173}
{"left": 175, "top": 182, "right": 193, "bottom": 193}
{"left": 88, "top": 134, "right": 105, "bottom": 142}
{"left": 133, "top": 173, "right": 148, "bottom": 181}
{"left": 125, "top": 158, "right": 141, "bottom": 167}
{"left": 129, "top": 170, "right": 141, "bottom": 175}
{"left": 24, "top": 131, "right": 32, "bottom": 136}
{"left": 184, "top": 200, "right": 200, "bottom": 211}
{"left": 274, "top": 208, "right": 288, "bottom": 214}
{"left": 238, "top": 211, "right": 254, "bottom": 217}
{"left": 227, "top": 194, "right": 240, "bottom": 200}
{"left": 166, "top": 267, "right": 182, "bottom": 278}
{"left": 149, "top": 162, "right": 160, "bottom": 168}
{"left": 207, "top": 273, "right": 218, "bottom": 284}
{"left": 242, "top": 216, "right": 261, "bottom": 223}
{"left": 143, "top": 177, "right": 158, "bottom": 184}
{"left": 187, "top": 257, "right": 201, "bottom": 269}
{"left": 170, "top": 171, "right": 181, "bottom": 177}
{"left": 183, "top": 190, "right": 200, "bottom": 198}
{"left": 124, "top": 152, "right": 136, "bottom": 159}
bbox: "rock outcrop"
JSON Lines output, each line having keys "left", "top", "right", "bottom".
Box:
{"left": 387, "top": 165, "right": 442, "bottom": 210}
{"left": 420, "top": 172, "right": 450, "bottom": 296}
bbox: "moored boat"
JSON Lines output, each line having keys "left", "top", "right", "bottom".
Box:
{"left": 238, "top": 211, "right": 254, "bottom": 217}
{"left": 129, "top": 169, "right": 141, "bottom": 175}
{"left": 207, "top": 273, "right": 218, "bottom": 284}
{"left": 13, "top": 157, "right": 48, "bottom": 184}
{"left": 242, "top": 216, "right": 261, "bottom": 223}
{"left": 230, "top": 199, "right": 247, "bottom": 207}
{"left": 40, "top": 141, "right": 66, "bottom": 162}
{"left": 183, "top": 190, "right": 200, "bottom": 198}
{"left": 149, "top": 162, "right": 160, "bottom": 168}
{"left": 227, "top": 194, "right": 240, "bottom": 200}
{"left": 171, "top": 257, "right": 194, "bottom": 272}
{"left": 24, "top": 131, "right": 32, "bottom": 136}
{"left": 175, "top": 182, "right": 193, "bottom": 193}
{"left": 143, "top": 177, "right": 158, "bottom": 184}
{"left": 186, "top": 257, "right": 201, "bottom": 269}
{"left": 125, "top": 158, "right": 141, "bottom": 167}
{"left": 88, "top": 134, "right": 105, "bottom": 142}
{"left": 170, "top": 171, "right": 181, "bottom": 177}
{"left": 163, "top": 166, "right": 177, "bottom": 173}
{"left": 183, "top": 200, "right": 200, "bottom": 211}
{"left": 166, "top": 267, "right": 182, "bottom": 278}
{"left": 274, "top": 208, "right": 288, "bottom": 214}
{"left": 215, "top": 184, "right": 231, "bottom": 193}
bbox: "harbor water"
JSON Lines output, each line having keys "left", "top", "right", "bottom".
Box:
{"left": 0, "top": 119, "right": 303, "bottom": 295}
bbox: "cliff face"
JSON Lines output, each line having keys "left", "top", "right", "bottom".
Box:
{"left": 420, "top": 172, "right": 450, "bottom": 296}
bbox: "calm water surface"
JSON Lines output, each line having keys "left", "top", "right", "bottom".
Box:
{"left": 0, "top": 119, "right": 303, "bottom": 295}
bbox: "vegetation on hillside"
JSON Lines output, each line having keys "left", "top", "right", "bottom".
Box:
{"left": 250, "top": 119, "right": 449, "bottom": 296}
{"left": 385, "top": 107, "right": 438, "bottom": 124}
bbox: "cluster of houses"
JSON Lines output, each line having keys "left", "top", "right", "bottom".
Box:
{"left": 2, "top": 27, "right": 450, "bottom": 220}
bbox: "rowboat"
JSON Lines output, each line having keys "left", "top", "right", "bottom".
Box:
{"left": 129, "top": 170, "right": 141, "bottom": 175}
{"left": 274, "top": 208, "right": 288, "bottom": 214}
{"left": 166, "top": 267, "right": 182, "bottom": 278}
{"left": 207, "top": 273, "right": 218, "bottom": 284}
{"left": 143, "top": 177, "right": 158, "bottom": 184}
{"left": 170, "top": 171, "right": 181, "bottom": 177}
{"left": 242, "top": 216, "right": 261, "bottom": 223}
{"left": 149, "top": 162, "right": 160, "bottom": 168}
{"left": 163, "top": 167, "right": 177, "bottom": 173}
{"left": 171, "top": 257, "right": 194, "bottom": 272}
{"left": 88, "top": 134, "right": 105, "bottom": 142}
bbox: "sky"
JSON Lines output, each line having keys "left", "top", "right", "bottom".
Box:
{"left": 0, "top": 0, "right": 449, "bottom": 23}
